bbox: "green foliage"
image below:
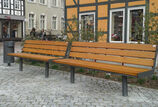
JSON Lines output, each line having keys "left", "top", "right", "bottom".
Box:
{"left": 64, "top": 15, "right": 104, "bottom": 42}
{"left": 144, "top": 3, "right": 158, "bottom": 44}
{"left": 87, "top": 70, "right": 99, "bottom": 76}
{"left": 137, "top": 78, "right": 146, "bottom": 85}
{"left": 30, "top": 60, "right": 41, "bottom": 66}
{"left": 104, "top": 73, "right": 111, "bottom": 79}
{"left": 76, "top": 68, "right": 85, "bottom": 73}
{"left": 152, "top": 75, "right": 158, "bottom": 80}
{"left": 51, "top": 64, "right": 59, "bottom": 69}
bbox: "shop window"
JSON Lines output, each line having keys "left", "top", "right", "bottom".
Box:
{"left": 127, "top": 7, "right": 145, "bottom": 43}
{"left": 110, "top": 9, "right": 125, "bottom": 42}
{"left": 79, "top": 13, "right": 95, "bottom": 41}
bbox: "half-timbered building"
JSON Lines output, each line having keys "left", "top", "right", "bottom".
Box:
{"left": 0, "top": 0, "right": 25, "bottom": 41}
{"left": 65, "top": 0, "right": 158, "bottom": 43}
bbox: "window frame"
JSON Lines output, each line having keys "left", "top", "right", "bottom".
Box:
{"left": 52, "top": 16, "right": 58, "bottom": 30}
{"left": 28, "top": 0, "right": 35, "bottom": 3}
{"left": 28, "top": 13, "right": 36, "bottom": 29}
{"left": 109, "top": 8, "right": 125, "bottom": 43}
{"left": 3, "top": 0, "right": 10, "bottom": 8}
{"left": 79, "top": 12, "right": 96, "bottom": 41}
{"left": 40, "top": 14, "right": 46, "bottom": 30}
{"left": 15, "top": 0, "right": 20, "bottom": 10}
{"left": 52, "top": 0, "right": 58, "bottom": 7}
{"left": 127, "top": 6, "right": 146, "bottom": 44}
{"left": 61, "top": 17, "right": 65, "bottom": 30}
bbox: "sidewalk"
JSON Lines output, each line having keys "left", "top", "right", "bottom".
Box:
{"left": 0, "top": 42, "right": 158, "bottom": 107}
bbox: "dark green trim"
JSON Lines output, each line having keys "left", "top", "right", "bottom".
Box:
{"left": 107, "top": 0, "right": 110, "bottom": 43}
{"left": 95, "top": 0, "right": 98, "bottom": 42}
{"left": 124, "top": 0, "right": 128, "bottom": 43}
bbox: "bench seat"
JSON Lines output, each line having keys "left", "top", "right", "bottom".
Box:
{"left": 8, "top": 40, "right": 68, "bottom": 78}
{"left": 54, "top": 59, "right": 151, "bottom": 77}
{"left": 52, "top": 41, "right": 157, "bottom": 96}
{"left": 8, "top": 53, "right": 60, "bottom": 62}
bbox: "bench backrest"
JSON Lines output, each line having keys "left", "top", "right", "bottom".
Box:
{"left": 70, "top": 42, "right": 158, "bottom": 68}
{"left": 22, "top": 40, "right": 68, "bottom": 57}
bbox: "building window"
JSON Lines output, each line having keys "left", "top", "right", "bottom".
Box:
{"left": 127, "top": 7, "right": 145, "bottom": 43}
{"left": 61, "top": 17, "right": 65, "bottom": 30}
{"left": 40, "top": 15, "right": 46, "bottom": 29}
{"left": 28, "top": 0, "right": 35, "bottom": 2}
{"left": 61, "top": 0, "right": 64, "bottom": 8}
{"left": 52, "top": 0, "right": 57, "bottom": 7}
{"left": 40, "top": 0, "right": 45, "bottom": 4}
{"left": 15, "top": 0, "right": 20, "bottom": 10}
{"left": 109, "top": 9, "right": 125, "bottom": 43}
{"left": 3, "top": 0, "right": 9, "bottom": 8}
{"left": 29, "top": 14, "right": 35, "bottom": 29}
{"left": 52, "top": 16, "right": 57, "bottom": 30}
{"left": 79, "top": 13, "right": 95, "bottom": 41}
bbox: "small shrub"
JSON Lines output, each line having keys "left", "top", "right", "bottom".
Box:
{"left": 51, "top": 64, "right": 59, "bottom": 69}
{"left": 76, "top": 68, "right": 85, "bottom": 73}
{"left": 87, "top": 70, "right": 99, "bottom": 76}
{"left": 137, "top": 78, "right": 146, "bottom": 85}
{"left": 152, "top": 75, "right": 158, "bottom": 80}
{"left": 105, "top": 74, "right": 111, "bottom": 79}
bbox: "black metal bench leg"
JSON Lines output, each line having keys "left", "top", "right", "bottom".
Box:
{"left": 45, "top": 62, "right": 49, "bottom": 78}
{"left": 122, "top": 75, "right": 128, "bottom": 96}
{"left": 19, "top": 58, "right": 23, "bottom": 71}
{"left": 8, "top": 63, "right": 11, "bottom": 66}
{"left": 70, "top": 66, "right": 75, "bottom": 83}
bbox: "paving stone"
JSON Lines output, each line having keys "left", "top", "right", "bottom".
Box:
{"left": 0, "top": 42, "right": 158, "bottom": 106}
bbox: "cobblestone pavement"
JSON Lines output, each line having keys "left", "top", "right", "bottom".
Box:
{"left": 0, "top": 42, "right": 158, "bottom": 107}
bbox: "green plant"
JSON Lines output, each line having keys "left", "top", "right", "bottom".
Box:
{"left": 104, "top": 74, "right": 111, "bottom": 79}
{"left": 64, "top": 15, "right": 104, "bottom": 42}
{"left": 137, "top": 78, "right": 146, "bottom": 85}
{"left": 135, "top": 3, "right": 158, "bottom": 44}
{"left": 152, "top": 75, "right": 158, "bottom": 80}
{"left": 51, "top": 64, "right": 59, "bottom": 69}
{"left": 87, "top": 70, "right": 99, "bottom": 76}
{"left": 76, "top": 68, "right": 85, "bottom": 73}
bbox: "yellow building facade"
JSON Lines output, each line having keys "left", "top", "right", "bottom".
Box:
{"left": 65, "top": 0, "right": 158, "bottom": 43}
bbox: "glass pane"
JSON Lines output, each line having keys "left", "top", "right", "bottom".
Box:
{"left": 111, "top": 11, "right": 123, "bottom": 41}
{"left": 129, "top": 9, "right": 143, "bottom": 42}
{"left": 80, "top": 14, "right": 95, "bottom": 41}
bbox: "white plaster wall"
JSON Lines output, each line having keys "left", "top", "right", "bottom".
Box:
{"left": 25, "top": 0, "right": 64, "bottom": 36}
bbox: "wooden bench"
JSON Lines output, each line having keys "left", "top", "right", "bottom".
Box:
{"left": 8, "top": 40, "right": 69, "bottom": 78}
{"left": 53, "top": 42, "right": 158, "bottom": 96}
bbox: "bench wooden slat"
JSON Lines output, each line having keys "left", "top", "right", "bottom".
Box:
{"left": 8, "top": 53, "right": 59, "bottom": 61}
{"left": 25, "top": 40, "right": 67, "bottom": 46}
{"left": 72, "top": 42, "right": 156, "bottom": 51}
{"left": 70, "top": 52, "right": 154, "bottom": 67}
{"left": 22, "top": 48, "right": 65, "bottom": 56}
{"left": 54, "top": 59, "right": 150, "bottom": 76}
{"left": 24, "top": 44, "right": 67, "bottom": 51}
{"left": 71, "top": 47, "right": 155, "bottom": 59}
